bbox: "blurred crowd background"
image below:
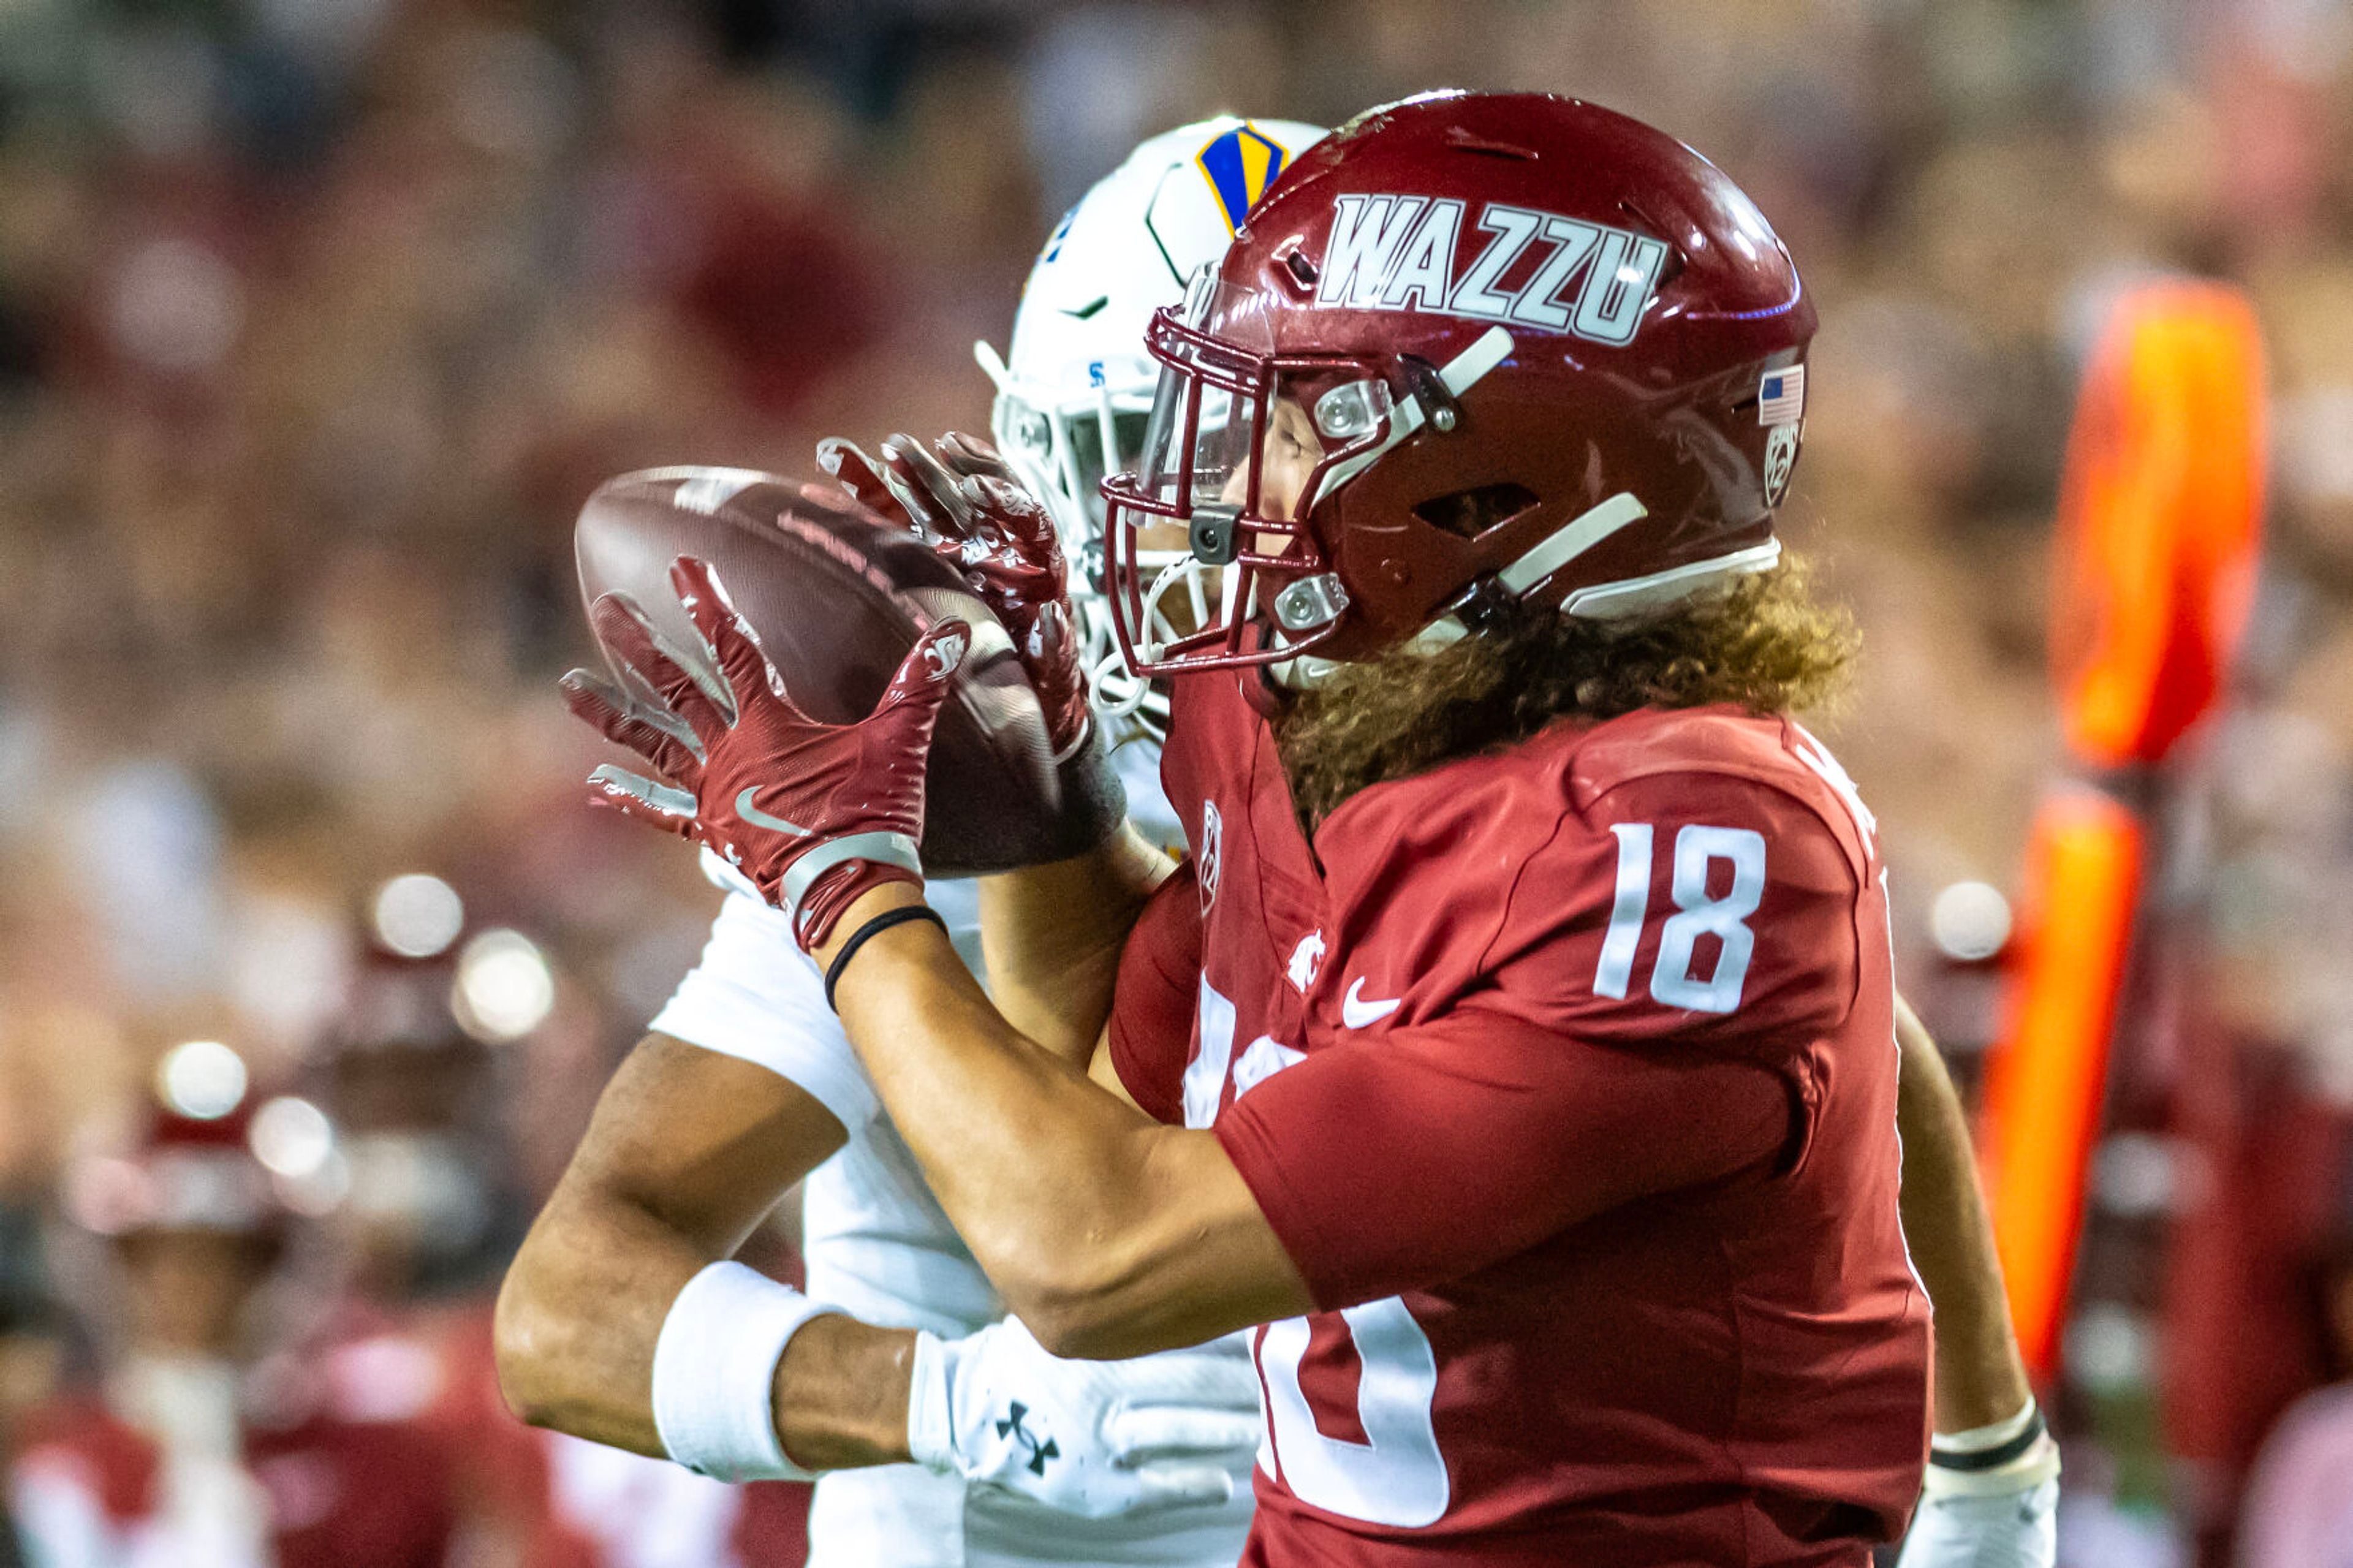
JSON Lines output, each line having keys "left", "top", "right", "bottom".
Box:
{"left": 2, "top": 0, "right": 2353, "bottom": 1563}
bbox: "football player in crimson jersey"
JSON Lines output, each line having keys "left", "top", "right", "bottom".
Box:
{"left": 577, "top": 93, "right": 2059, "bottom": 1566}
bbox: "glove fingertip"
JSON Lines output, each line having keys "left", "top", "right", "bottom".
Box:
{"left": 583, "top": 771, "right": 653, "bottom": 822}
{"left": 561, "top": 685, "right": 615, "bottom": 730}
{"left": 667, "top": 553, "right": 723, "bottom": 607}
{"left": 587, "top": 591, "right": 648, "bottom": 646}
{"left": 940, "top": 431, "right": 1009, "bottom": 478}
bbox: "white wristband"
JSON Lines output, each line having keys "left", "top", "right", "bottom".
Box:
{"left": 1922, "top": 1396, "right": 2059, "bottom": 1499}
{"left": 904, "top": 1329, "right": 957, "bottom": 1474}
{"left": 1931, "top": 1395, "right": 2040, "bottom": 1456}
{"left": 651, "top": 1262, "right": 833, "bottom": 1481}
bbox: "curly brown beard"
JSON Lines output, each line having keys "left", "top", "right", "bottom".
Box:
{"left": 1270, "top": 560, "right": 1858, "bottom": 835}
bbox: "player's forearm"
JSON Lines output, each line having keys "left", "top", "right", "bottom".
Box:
{"left": 1894, "top": 996, "right": 2034, "bottom": 1431}
{"left": 978, "top": 820, "right": 1172, "bottom": 1066}
{"left": 496, "top": 1182, "right": 701, "bottom": 1456}
{"left": 499, "top": 1032, "right": 858, "bottom": 1461}
{"left": 499, "top": 1198, "right": 923, "bottom": 1472}
{"left": 825, "top": 887, "right": 1309, "bottom": 1357}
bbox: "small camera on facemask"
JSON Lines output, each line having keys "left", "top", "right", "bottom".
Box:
{"left": 1189, "top": 502, "right": 1241, "bottom": 566}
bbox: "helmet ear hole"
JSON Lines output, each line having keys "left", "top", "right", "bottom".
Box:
{"left": 1616, "top": 200, "right": 1687, "bottom": 286}
{"left": 1275, "top": 240, "right": 1319, "bottom": 294}
{"left": 1412, "top": 482, "right": 1540, "bottom": 540}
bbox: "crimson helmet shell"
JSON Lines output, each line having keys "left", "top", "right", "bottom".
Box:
{"left": 1102, "top": 91, "right": 1817, "bottom": 672}
{"left": 66, "top": 1106, "right": 286, "bottom": 1237}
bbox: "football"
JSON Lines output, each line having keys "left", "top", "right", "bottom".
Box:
{"left": 575, "top": 466, "right": 1066, "bottom": 877}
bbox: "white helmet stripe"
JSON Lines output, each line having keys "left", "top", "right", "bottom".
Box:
{"left": 1496, "top": 491, "right": 1648, "bottom": 596}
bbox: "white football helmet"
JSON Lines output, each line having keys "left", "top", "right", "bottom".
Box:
{"left": 978, "top": 115, "right": 1327, "bottom": 738}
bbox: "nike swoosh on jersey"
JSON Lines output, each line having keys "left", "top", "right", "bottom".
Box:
{"left": 1341, "top": 977, "right": 1401, "bottom": 1029}
{"left": 735, "top": 787, "right": 813, "bottom": 836}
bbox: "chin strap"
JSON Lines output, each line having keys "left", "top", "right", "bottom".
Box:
{"left": 1562, "top": 540, "right": 1783, "bottom": 618}
{"left": 972, "top": 339, "right": 1010, "bottom": 389}
{"left": 1410, "top": 522, "right": 1783, "bottom": 655}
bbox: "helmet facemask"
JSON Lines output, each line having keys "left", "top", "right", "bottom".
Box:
{"left": 977, "top": 114, "right": 1333, "bottom": 734}
{"left": 982, "top": 350, "right": 1170, "bottom": 729}
{"left": 1102, "top": 267, "right": 1515, "bottom": 675}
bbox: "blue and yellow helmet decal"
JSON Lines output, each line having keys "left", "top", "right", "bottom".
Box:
{"left": 1195, "top": 123, "right": 1291, "bottom": 233}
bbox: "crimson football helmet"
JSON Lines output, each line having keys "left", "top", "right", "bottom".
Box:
{"left": 66, "top": 1102, "right": 288, "bottom": 1239}
{"left": 1101, "top": 91, "right": 1817, "bottom": 674}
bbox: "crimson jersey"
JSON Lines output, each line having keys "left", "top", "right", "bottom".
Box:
{"left": 12, "top": 1367, "right": 458, "bottom": 1568}
{"left": 1110, "top": 671, "right": 1930, "bottom": 1566}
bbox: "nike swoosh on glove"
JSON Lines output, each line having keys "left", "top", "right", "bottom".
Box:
{"left": 1895, "top": 1423, "right": 2059, "bottom": 1568}
{"left": 565, "top": 555, "right": 968, "bottom": 949}
{"left": 819, "top": 432, "right": 1093, "bottom": 761}
{"left": 907, "top": 1318, "right": 1262, "bottom": 1521}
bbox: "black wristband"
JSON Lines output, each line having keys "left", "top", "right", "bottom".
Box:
{"left": 1927, "top": 1406, "right": 2047, "bottom": 1472}
{"left": 825, "top": 905, "right": 947, "bottom": 1012}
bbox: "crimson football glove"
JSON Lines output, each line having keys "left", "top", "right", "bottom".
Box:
{"left": 565, "top": 556, "right": 969, "bottom": 949}
{"left": 819, "top": 433, "right": 1092, "bottom": 760}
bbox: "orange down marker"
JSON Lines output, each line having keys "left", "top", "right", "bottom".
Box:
{"left": 1981, "top": 791, "right": 2146, "bottom": 1374}
{"left": 1980, "top": 282, "right": 2265, "bottom": 1381}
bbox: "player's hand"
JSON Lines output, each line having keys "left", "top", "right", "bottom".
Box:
{"left": 565, "top": 555, "right": 968, "bottom": 949}
{"left": 819, "top": 433, "right": 1091, "bottom": 760}
{"left": 906, "top": 1318, "right": 1260, "bottom": 1520}
{"left": 1895, "top": 1426, "right": 2059, "bottom": 1568}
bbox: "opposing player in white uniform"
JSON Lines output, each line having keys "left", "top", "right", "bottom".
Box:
{"left": 498, "top": 118, "right": 1324, "bottom": 1568}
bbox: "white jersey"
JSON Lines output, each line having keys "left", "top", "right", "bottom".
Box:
{"left": 648, "top": 742, "right": 1247, "bottom": 1568}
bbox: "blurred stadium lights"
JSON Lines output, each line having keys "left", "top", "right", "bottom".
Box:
{"left": 2093, "top": 1131, "right": 2207, "bottom": 1220}
{"left": 104, "top": 237, "right": 242, "bottom": 375}
{"left": 372, "top": 873, "right": 466, "bottom": 958}
{"left": 155, "top": 1039, "right": 248, "bottom": 1120}
{"left": 250, "top": 1094, "right": 350, "bottom": 1214}
{"left": 275, "top": 1148, "right": 353, "bottom": 1218}
{"left": 248, "top": 1096, "right": 335, "bottom": 1180}
{"left": 1928, "top": 880, "right": 2013, "bottom": 962}
{"left": 452, "top": 929, "right": 556, "bottom": 1042}
{"left": 2066, "top": 1302, "right": 2156, "bottom": 1397}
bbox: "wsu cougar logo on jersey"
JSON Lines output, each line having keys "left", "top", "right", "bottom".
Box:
{"left": 1316, "top": 194, "right": 1669, "bottom": 346}
{"left": 1196, "top": 800, "right": 1223, "bottom": 912}
{"left": 1287, "top": 930, "right": 1326, "bottom": 993}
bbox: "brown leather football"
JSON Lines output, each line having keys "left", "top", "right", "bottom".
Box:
{"left": 574, "top": 466, "right": 1068, "bottom": 877}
